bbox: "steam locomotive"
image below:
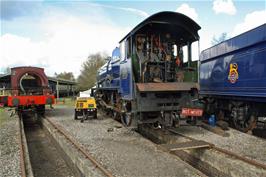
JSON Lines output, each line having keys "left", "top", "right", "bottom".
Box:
{"left": 0, "top": 66, "right": 55, "bottom": 115}
{"left": 95, "top": 11, "right": 203, "bottom": 128}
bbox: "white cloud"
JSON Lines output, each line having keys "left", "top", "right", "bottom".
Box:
{"left": 89, "top": 3, "right": 149, "bottom": 18}
{"left": 213, "top": 0, "right": 236, "bottom": 15}
{"left": 0, "top": 12, "right": 130, "bottom": 77}
{"left": 199, "top": 30, "right": 217, "bottom": 50}
{"left": 232, "top": 10, "right": 266, "bottom": 36}
{"left": 176, "top": 3, "right": 199, "bottom": 23}
{"left": 118, "top": 7, "right": 149, "bottom": 18}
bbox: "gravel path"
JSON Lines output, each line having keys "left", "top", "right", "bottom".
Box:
{"left": 0, "top": 109, "right": 20, "bottom": 177}
{"left": 46, "top": 106, "right": 203, "bottom": 177}
{"left": 173, "top": 125, "right": 266, "bottom": 165}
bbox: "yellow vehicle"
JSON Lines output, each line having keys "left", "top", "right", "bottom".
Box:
{"left": 74, "top": 97, "right": 97, "bottom": 122}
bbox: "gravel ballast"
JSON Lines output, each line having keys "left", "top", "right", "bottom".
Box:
{"left": 173, "top": 125, "right": 266, "bottom": 165}
{"left": 0, "top": 109, "right": 20, "bottom": 177}
{"left": 46, "top": 106, "right": 203, "bottom": 177}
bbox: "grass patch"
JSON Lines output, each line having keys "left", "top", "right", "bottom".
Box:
{"left": 55, "top": 97, "right": 76, "bottom": 108}
{"left": 0, "top": 108, "right": 9, "bottom": 127}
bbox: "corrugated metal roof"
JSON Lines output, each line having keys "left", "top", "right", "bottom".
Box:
{"left": 47, "top": 77, "right": 77, "bottom": 85}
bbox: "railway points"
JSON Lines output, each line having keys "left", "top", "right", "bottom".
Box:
{"left": 139, "top": 125, "right": 266, "bottom": 177}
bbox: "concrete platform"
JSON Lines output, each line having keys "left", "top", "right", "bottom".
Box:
{"left": 46, "top": 106, "right": 204, "bottom": 177}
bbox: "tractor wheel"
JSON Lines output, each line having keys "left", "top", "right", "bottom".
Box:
{"left": 94, "top": 111, "right": 97, "bottom": 119}
{"left": 74, "top": 111, "right": 78, "bottom": 120}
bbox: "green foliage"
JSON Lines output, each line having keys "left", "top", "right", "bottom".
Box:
{"left": 77, "top": 52, "right": 107, "bottom": 91}
{"left": 54, "top": 72, "right": 75, "bottom": 81}
{"left": 211, "top": 32, "right": 228, "bottom": 45}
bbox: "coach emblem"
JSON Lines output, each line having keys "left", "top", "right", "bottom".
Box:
{"left": 228, "top": 63, "right": 239, "bottom": 83}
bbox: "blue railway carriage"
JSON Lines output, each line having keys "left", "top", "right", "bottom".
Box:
{"left": 96, "top": 11, "right": 202, "bottom": 128}
{"left": 199, "top": 24, "right": 266, "bottom": 132}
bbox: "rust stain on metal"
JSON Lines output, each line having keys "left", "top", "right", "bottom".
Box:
{"left": 162, "top": 140, "right": 210, "bottom": 151}
{"left": 136, "top": 82, "right": 199, "bottom": 92}
{"left": 213, "top": 146, "right": 266, "bottom": 170}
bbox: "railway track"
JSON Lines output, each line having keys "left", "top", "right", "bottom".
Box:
{"left": 167, "top": 128, "right": 266, "bottom": 169}
{"left": 18, "top": 112, "right": 76, "bottom": 177}
{"left": 138, "top": 125, "right": 266, "bottom": 177}
{"left": 18, "top": 107, "right": 265, "bottom": 177}
{"left": 17, "top": 110, "right": 114, "bottom": 177}
{"left": 45, "top": 117, "right": 114, "bottom": 177}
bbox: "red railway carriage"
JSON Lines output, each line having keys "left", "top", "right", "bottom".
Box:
{"left": 0, "top": 66, "right": 54, "bottom": 115}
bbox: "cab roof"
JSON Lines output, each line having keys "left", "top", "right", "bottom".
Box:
{"left": 119, "top": 11, "right": 201, "bottom": 43}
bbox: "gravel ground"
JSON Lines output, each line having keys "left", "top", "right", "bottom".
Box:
{"left": 173, "top": 125, "right": 266, "bottom": 165}
{"left": 46, "top": 106, "right": 203, "bottom": 177}
{"left": 0, "top": 109, "right": 20, "bottom": 177}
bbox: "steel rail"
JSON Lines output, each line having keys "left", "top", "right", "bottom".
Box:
{"left": 18, "top": 116, "right": 27, "bottom": 177}
{"left": 45, "top": 118, "right": 114, "bottom": 177}
{"left": 167, "top": 128, "right": 266, "bottom": 170}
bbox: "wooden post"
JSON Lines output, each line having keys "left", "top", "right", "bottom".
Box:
{"left": 56, "top": 80, "right": 59, "bottom": 99}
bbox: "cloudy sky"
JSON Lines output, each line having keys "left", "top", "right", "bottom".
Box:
{"left": 1, "top": 0, "right": 265, "bottom": 77}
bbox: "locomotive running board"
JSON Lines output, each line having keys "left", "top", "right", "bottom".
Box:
{"left": 136, "top": 82, "right": 199, "bottom": 92}
{"left": 161, "top": 140, "right": 211, "bottom": 151}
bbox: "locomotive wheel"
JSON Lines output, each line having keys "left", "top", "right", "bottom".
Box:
{"left": 94, "top": 111, "right": 97, "bottom": 119}
{"left": 121, "top": 113, "right": 132, "bottom": 127}
{"left": 233, "top": 114, "right": 257, "bottom": 133}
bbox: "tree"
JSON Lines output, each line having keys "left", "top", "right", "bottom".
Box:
{"left": 211, "top": 32, "right": 228, "bottom": 45}
{"left": 55, "top": 72, "right": 75, "bottom": 81}
{"left": 77, "top": 52, "right": 107, "bottom": 91}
